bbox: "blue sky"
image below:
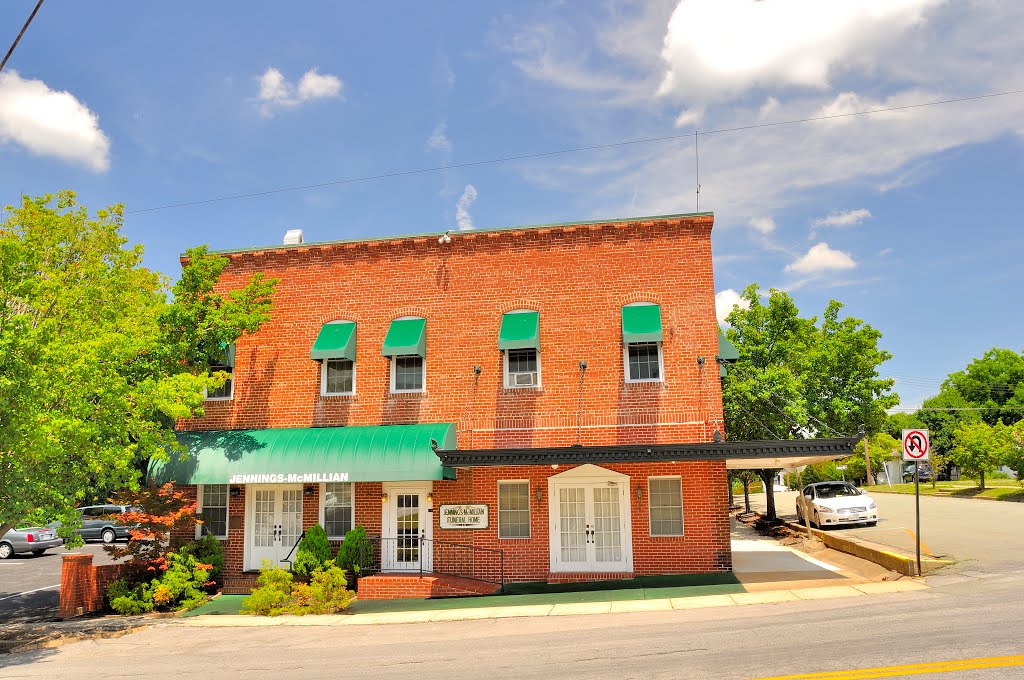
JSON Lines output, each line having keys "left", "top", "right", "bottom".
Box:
{"left": 2, "top": 0, "right": 1023, "bottom": 411}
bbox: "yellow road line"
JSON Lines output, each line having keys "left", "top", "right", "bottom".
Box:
{"left": 754, "top": 655, "right": 1024, "bottom": 680}
{"left": 901, "top": 527, "right": 934, "bottom": 556}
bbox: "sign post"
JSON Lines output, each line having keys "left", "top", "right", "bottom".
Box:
{"left": 902, "top": 429, "right": 930, "bottom": 576}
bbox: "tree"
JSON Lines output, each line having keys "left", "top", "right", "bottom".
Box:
{"left": 0, "top": 192, "right": 277, "bottom": 539}
{"left": 1004, "top": 426, "right": 1024, "bottom": 482}
{"left": 722, "top": 285, "right": 898, "bottom": 518}
{"left": 950, "top": 422, "right": 1011, "bottom": 490}
{"left": 845, "top": 432, "right": 900, "bottom": 485}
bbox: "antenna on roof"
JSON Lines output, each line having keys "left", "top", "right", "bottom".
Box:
{"left": 694, "top": 129, "right": 701, "bottom": 213}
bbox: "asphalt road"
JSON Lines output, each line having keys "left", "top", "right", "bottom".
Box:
{"left": 0, "top": 543, "right": 122, "bottom": 624}
{"left": 751, "top": 490, "right": 1024, "bottom": 574}
{"left": 4, "top": 565, "right": 1024, "bottom": 679}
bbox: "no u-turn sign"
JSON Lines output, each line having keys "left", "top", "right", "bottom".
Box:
{"left": 902, "top": 429, "right": 930, "bottom": 461}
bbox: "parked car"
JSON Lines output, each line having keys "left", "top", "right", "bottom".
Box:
{"left": 0, "top": 525, "right": 64, "bottom": 559}
{"left": 47, "top": 504, "right": 137, "bottom": 544}
{"left": 903, "top": 462, "right": 933, "bottom": 483}
{"left": 795, "top": 481, "right": 878, "bottom": 529}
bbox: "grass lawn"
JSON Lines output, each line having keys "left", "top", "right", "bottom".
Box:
{"left": 866, "top": 479, "right": 1024, "bottom": 502}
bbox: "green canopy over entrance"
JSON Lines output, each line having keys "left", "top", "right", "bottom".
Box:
{"left": 148, "top": 423, "right": 457, "bottom": 485}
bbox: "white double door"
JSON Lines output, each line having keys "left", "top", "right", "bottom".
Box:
{"left": 381, "top": 482, "right": 433, "bottom": 572}
{"left": 246, "top": 485, "right": 304, "bottom": 571}
{"left": 549, "top": 466, "right": 633, "bottom": 573}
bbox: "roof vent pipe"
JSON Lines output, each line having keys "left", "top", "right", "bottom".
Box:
{"left": 283, "top": 229, "right": 304, "bottom": 245}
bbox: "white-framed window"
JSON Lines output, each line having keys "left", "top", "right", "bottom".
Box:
{"left": 624, "top": 341, "right": 664, "bottom": 383}
{"left": 205, "top": 344, "right": 235, "bottom": 400}
{"left": 648, "top": 477, "right": 684, "bottom": 536}
{"left": 498, "top": 481, "right": 531, "bottom": 539}
{"left": 504, "top": 348, "right": 541, "bottom": 388}
{"left": 321, "top": 359, "right": 355, "bottom": 396}
{"left": 323, "top": 482, "right": 354, "bottom": 539}
{"left": 391, "top": 355, "right": 425, "bottom": 393}
{"left": 197, "top": 484, "right": 229, "bottom": 539}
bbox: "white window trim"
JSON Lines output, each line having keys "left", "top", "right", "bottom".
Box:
{"left": 203, "top": 368, "right": 234, "bottom": 401}
{"left": 195, "top": 483, "right": 229, "bottom": 540}
{"left": 390, "top": 355, "right": 426, "bottom": 394}
{"left": 497, "top": 480, "right": 531, "bottom": 539}
{"left": 503, "top": 348, "right": 542, "bottom": 389}
{"left": 320, "top": 358, "right": 356, "bottom": 396}
{"left": 647, "top": 476, "right": 684, "bottom": 537}
{"left": 623, "top": 341, "right": 665, "bottom": 384}
{"left": 320, "top": 482, "right": 356, "bottom": 540}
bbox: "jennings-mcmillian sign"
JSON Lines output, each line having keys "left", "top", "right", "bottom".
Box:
{"left": 227, "top": 472, "right": 349, "bottom": 484}
{"left": 439, "top": 504, "right": 489, "bottom": 529}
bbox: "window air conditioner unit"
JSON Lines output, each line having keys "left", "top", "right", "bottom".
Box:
{"left": 511, "top": 372, "right": 537, "bottom": 387}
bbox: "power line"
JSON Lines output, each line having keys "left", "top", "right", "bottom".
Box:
{"left": 889, "top": 406, "right": 1024, "bottom": 413}
{"left": 0, "top": 0, "right": 45, "bottom": 74}
{"left": 124, "top": 87, "right": 1024, "bottom": 216}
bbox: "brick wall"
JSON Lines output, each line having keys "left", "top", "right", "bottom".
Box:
{"left": 177, "top": 215, "right": 723, "bottom": 446}
{"left": 59, "top": 554, "right": 127, "bottom": 618}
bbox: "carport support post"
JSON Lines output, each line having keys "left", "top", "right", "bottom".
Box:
{"left": 797, "top": 466, "right": 813, "bottom": 539}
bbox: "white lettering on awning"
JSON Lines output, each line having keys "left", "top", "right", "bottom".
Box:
{"left": 228, "top": 472, "right": 349, "bottom": 484}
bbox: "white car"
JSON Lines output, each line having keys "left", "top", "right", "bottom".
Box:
{"left": 795, "top": 481, "right": 878, "bottom": 528}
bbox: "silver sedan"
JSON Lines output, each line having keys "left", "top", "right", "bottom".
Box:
{"left": 0, "top": 526, "right": 64, "bottom": 559}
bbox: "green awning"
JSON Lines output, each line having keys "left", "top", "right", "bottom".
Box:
{"left": 717, "top": 329, "right": 740, "bottom": 377}
{"left": 148, "top": 423, "right": 457, "bottom": 485}
{"left": 621, "top": 304, "right": 663, "bottom": 343}
{"left": 382, "top": 318, "right": 426, "bottom": 357}
{"left": 218, "top": 342, "right": 235, "bottom": 368}
{"left": 498, "top": 311, "right": 540, "bottom": 350}
{"left": 310, "top": 322, "right": 356, "bottom": 361}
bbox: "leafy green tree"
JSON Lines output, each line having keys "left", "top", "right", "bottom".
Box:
{"left": 0, "top": 192, "right": 277, "bottom": 539}
{"left": 1003, "top": 426, "right": 1024, "bottom": 482}
{"left": 722, "top": 285, "right": 898, "bottom": 516}
{"left": 945, "top": 349, "right": 1024, "bottom": 427}
{"left": 845, "top": 432, "right": 900, "bottom": 484}
{"left": 950, "top": 421, "right": 1011, "bottom": 489}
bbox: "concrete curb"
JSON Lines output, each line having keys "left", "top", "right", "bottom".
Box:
{"left": 176, "top": 580, "right": 930, "bottom": 628}
{"left": 781, "top": 520, "right": 950, "bottom": 576}
{"left": 868, "top": 489, "right": 1024, "bottom": 503}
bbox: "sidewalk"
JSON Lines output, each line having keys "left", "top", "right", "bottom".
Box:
{"left": 179, "top": 518, "right": 927, "bottom": 628}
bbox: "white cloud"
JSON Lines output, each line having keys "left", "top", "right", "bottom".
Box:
{"left": 715, "top": 289, "right": 750, "bottom": 325}
{"left": 256, "top": 67, "right": 342, "bottom": 115}
{"left": 657, "top": 0, "right": 940, "bottom": 103}
{"left": 879, "top": 247, "right": 895, "bottom": 256}
{"left": 297, "top": 69, "right": 343, "bottom": 100}
{"left": 456, "top": 184, "right": 478, "bottom": 230}
{"left": 812, "top": 208, "right": 872, "bottom": 228}
{"left": 0, "top": 70, "right": 110, "bottom": 171}
{"left": 426, "top": 122, "right": 452, "bottom": 153}
{"left": 785, "top": 242, "right": 857, "bottom": 274}
{"left": 749, "top": 216, "right": 776, "bottom": 234}
{"left": 674, "top": 107, "right": 703, "bottom": 128}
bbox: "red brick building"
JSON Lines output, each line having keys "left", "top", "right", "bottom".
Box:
{"left": 150, "top": 213, "right": 859, "bottom": 598}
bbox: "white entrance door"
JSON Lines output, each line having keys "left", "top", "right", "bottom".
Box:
{"left": 549, "top": 466, "right": 632, "bottom": 573}
{"left": 246, "top": 485, "right": 303, "bottom": 571}
{"left": 382, "top": 483, "right": 432, "bottom": 572}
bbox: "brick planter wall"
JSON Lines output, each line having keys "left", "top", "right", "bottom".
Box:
{"left": 59, "top": 554, "right": 127, "bottom": 619}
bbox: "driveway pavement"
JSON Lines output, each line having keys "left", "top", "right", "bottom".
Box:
{"left": 0, "top": 543, "right": 122, "bottom": 624}
{"left": 750, "top": 489, "right": 1024, "bottom": 575}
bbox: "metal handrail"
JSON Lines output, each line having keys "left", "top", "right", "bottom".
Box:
{"left": 280, "top": 529, "right": 306, "bottom": 571}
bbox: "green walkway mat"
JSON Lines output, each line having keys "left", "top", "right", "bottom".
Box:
{"left": 184, "top": 573, "right": 745, "bottom": 617}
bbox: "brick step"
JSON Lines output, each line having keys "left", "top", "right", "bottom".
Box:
{"left": 357, "top": 573, "right": 502, "bottom": 600}
{"left": 546, "top": 572, "right": 635, "bottom": 584}
{"left": 223, "top": 574, "right": 260, "bottom": 595}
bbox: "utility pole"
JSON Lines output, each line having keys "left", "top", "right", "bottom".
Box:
{"left": 1, "top": 0, "right": 46, "bottom": 74}
{"left": 864, "top": 425, "right": 874, "bottom": 486}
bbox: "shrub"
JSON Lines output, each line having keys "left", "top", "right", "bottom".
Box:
{"left": 334, "top": 525, "right": 369, "bottom": 588}
{"left": 242, "top": 562, "right": 353, "bottom": 616}
{"left": 108, "top": 578, "right": 154, "bottom": 615}
{"left": 185, "top": 533, "right": 224, "bottom": 584}
{"left": 107, "top": 550, "right": 211, "bottom": 614}
{"left": 293, "top": 524, "right": 332, "bottom": 577}
{"left": 991, "top": 470, "right": 1011, "bottom": 480}
{"left": 240, "top": 563, "right": 294, "bottom": 616}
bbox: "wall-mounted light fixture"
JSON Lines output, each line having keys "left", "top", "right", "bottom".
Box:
{"left": 303, "top": 486, "right": 315, "bottom": 497}
{"left": 381, "top": 492, "right": 389, "bottom": 504}
{"left": 426, "top": 492, "right": 433, "bottom": 503}
{"left": 535, "top": 488, "right": 543, "bottom": 503}
{"left": 229, "top": 486, "right": 241, "bottom": 498}
{"left": 636, "top": 486, "right": 644, "bottom": 500}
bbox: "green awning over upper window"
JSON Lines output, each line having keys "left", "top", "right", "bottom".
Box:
{"left": 217, "top": 342, "right": 235, "bottom": 368}
{"left": 310, "top": 322, "right": 356, "bottom": 361}
{"left": 148, "top": 423, "right": 458, "bottom": 485}
{"left": 621, "top": 304, "right": 663, "bottom": 343}
{"left": 382, "top": 317, "right": 426, "bottom": 357}
{"left": 498, "top": 311, "right": 540, "bottom": 350}
{"left": 717, "top": 329, "right": 740, "bottom": 377}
